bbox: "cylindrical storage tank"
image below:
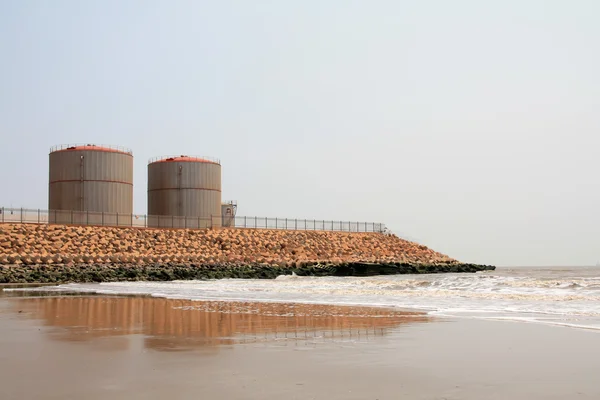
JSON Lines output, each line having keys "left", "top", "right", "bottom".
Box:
{"left": 147, "top": 155, "right": 221, "bottom": 229}
{"left": 48, "top": 144, "right": 133, "bottom": 226}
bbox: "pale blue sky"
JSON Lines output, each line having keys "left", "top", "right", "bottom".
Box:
{"left": 1, "top": 1, "right": 599, "bottom": 266}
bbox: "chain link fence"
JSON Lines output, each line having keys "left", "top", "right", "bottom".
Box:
{"left": 0, "top": 207, "right": 386, "bottom": 233}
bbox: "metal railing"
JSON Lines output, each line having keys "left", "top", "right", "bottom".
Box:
{"left": 0, "top": 207, "right": 386, "bottom": 233}
{"left": 148, "top": 155, "right": 221, "bottom": 164}
{"left": 49, "top": 143, "right": 133, "bottom": 155}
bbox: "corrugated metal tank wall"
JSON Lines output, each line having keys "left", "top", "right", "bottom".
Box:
{"left": 147, "top": 156, "right": 222, "bottom": 228}
{"left": 48, "top": 145, "right": 133, "bottom": 225}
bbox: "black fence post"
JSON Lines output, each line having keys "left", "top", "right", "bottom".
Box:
{"left": 37, "top": 209, "right": 40, "bottom": 224}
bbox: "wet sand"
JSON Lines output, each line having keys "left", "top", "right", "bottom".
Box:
{"left": 0, "top": 294, "right": 599, "bottom": 400}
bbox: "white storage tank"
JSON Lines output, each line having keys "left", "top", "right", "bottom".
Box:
{"left": 147, "top": 155, "right": 221, "bottom": 228}
{"left": 48, "top": 144, "right": 133, "bottom": 225}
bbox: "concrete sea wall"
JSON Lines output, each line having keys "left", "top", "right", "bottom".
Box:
{"left": 0, "top": 224, "right": 494, "bottom": 283}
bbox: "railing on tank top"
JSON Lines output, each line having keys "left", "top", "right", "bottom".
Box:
{"left": 0, "top": 207, "right": 387, "bottom": 233}
{"left": 49, "top": 144, "right": 133, "bottom": 155}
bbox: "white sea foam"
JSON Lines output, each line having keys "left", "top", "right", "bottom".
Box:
{"left": 7, "top": 267, "right": 600, "bottom": 331}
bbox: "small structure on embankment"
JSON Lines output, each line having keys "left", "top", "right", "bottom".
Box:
{"left": 0, "top": 223, "right": 495, "bottom": 283}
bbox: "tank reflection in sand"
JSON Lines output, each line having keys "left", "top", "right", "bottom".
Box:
{"left": 12, "top": 296, "right": 431, "bottom": 351}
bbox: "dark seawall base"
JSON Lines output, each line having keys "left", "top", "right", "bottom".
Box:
{"left": 0, "top": 263, "right": 496, "bottom": 284}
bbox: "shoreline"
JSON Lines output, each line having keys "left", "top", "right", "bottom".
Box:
{"left": 1, "top": 294, "right": 599, "bottom": 399}
{"left": 0, "top": 261, "right": 494, "bottom": 284}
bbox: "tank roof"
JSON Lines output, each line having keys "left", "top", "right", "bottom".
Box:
{"left": 50, "top": 144, "right": 133, "bottom": 156}
{"left": 148, "top": 155, "right": 221, "bottom": 165}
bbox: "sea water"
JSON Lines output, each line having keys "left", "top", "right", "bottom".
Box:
{"left": 8, "top": 267, "right": 600, "bottom": 331}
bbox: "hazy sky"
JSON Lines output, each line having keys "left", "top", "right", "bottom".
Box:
{"left": 1, "top": 1, "right": 599, "bottom": 267}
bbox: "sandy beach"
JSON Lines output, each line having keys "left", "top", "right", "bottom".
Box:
{"left": 1, "top": 291, "right": 599, "bottom": 400}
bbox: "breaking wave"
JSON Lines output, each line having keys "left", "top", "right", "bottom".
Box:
{"left": 7, "top": 267, "right": 600, "bottom": 331}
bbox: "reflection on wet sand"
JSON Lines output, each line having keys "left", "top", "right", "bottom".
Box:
{"left": 11, "top": 296, "right": 431, "bottom": 351}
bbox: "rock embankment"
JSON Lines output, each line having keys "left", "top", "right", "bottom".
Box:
{"left": 0, "top": 224, "right": 494, "bottom": 283}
